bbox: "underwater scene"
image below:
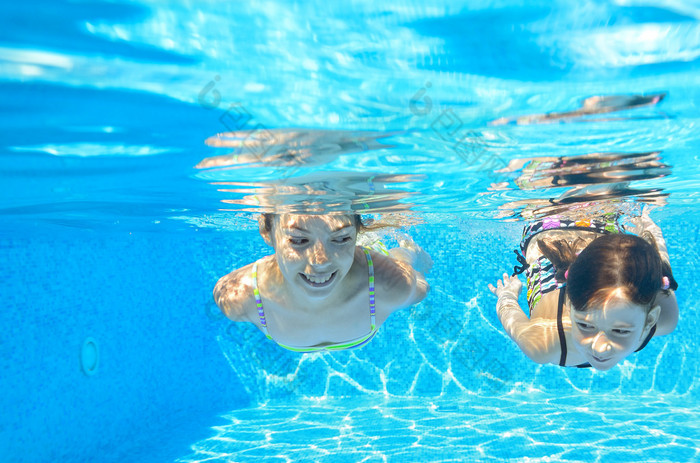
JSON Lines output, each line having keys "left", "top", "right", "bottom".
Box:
{"left": 2, "top": 1, "right": 699, "bottom": 462}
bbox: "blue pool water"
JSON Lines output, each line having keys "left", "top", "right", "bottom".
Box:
{"left": 2, "top": 1, "right": 700, "bottom": 462}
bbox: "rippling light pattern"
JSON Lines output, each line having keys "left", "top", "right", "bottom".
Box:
{"left": 176, "top": 395, "right": 699, "bottom": 462}
{"left": 9, "top": 143, "right": 177, "bottom": 157}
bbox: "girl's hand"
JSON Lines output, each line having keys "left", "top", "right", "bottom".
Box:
{"left": 391, "top": 232, "right": 433, "bottom": 274}
{"left": 627, "top": 206, "right": 659, "bottom": 235}
{"left": 488, "top": 273, "right": 522, "bottom": 299}
{"left": 627, "top": 206, "right": 669, "bottom": 262}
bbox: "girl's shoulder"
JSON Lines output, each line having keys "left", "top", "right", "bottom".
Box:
{"left": 529, "top": 290, "right": 562, "bottom": 320}
{"left": 214, "top": 257, "right": 273, "bottom": 322}
{"left": 365, "top": 247, "right": 428, "bottom": 311}
{"left": 519, "top": 293, "right": 568, "bottom": 365}
{"left": 365, "top": 247, "right": 410, "bottom": 286}
{"left": 528, "top": 293, "right": 590, "bottom": 366}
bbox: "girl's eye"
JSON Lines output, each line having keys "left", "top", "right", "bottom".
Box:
{"left": 577, "top": 322, "right": 594, "bottom": 331}
{"left": 332, "top": 236, "right": 352, "bottom": 244}
{"left": 612, "top": 329, "right": 631, "bottom": 335}
{"left": 289, "top": 237, "right": 308, "bottom": 246}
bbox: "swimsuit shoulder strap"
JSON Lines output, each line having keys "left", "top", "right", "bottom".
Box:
{"left": 557, "top": 287, "right": 568, "bottom": 366}
{"left": 251, "top": 261, "right": 271, "bottom": 339}
{"left": 635, "top": 324, "right": 657, "bottom": 352}
{"left": 362, "top": 247, "right": 377, "bottom": 330}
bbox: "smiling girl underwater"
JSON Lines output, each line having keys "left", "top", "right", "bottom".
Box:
{"left": 214, "top": 213, "right": 431, "bottom": 352}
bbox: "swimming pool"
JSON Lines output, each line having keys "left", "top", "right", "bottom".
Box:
{"left": 2, "top": 1, "right": 699, "bottom": 461}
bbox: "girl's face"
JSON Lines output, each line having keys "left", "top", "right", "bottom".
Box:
{"left": 268, "top": 214, "right": 358, "bottom": 298}
{"left": 570, "top": 292, "right": 657, "bottom": 371}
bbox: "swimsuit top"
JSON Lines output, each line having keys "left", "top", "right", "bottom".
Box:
{"left": 554, "top": 288, "right": 656, "bottom": 368}
{"left": 251, "top": 247, "right": 378, "bottom": 352}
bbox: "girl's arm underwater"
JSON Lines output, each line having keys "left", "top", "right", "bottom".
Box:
{"left": 213, "top": 263, "right": 256, "bottom": 323}
{"left": 627, "top": 209, "right": 679, "bottom": 336}
{"left": 359, "top": 231, "right": 432, "bottom": 315}
{"left": 373, "top": 236, "right": 432, "bottom": 319}
{"left": 627, "top": 209, "right": 670, "bottom": 263}
{"left": 488, "top": 274, "right": 560, "bottom": 364}
{"left": 653, "top": 289, "right": 678, "bottom": 336}
{"left": 387, "top": 233, "right": 433, "bottom": 275}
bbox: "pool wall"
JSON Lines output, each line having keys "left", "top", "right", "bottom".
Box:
{"left": 1, "top": 230, "right": 250, "bottom": 462}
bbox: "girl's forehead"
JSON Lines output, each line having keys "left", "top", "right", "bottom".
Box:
{"left": 279, "top": 214, "right": 354, "bottom": 230}
{"left": 574, "top": 298, "right": 647, "bottom": 324}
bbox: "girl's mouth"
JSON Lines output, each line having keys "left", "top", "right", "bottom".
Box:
{"left": 300, "top": 271, "right": 337, "bottom": 288}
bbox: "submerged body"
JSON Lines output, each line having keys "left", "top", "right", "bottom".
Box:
{"left": 214, "top": 214, "right": 430, "bottom": 351}
{"left": 490, "top": 211, "right": 678, "bottom": 370}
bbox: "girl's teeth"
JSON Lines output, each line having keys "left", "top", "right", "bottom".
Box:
{"left": 307, "top": 274, "right": 331, "bottom": 284}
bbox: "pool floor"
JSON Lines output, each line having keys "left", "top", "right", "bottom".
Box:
{"left": 175, "top": 393, "right": 699, "bottom": 462}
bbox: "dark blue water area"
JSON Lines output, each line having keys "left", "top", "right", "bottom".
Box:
{"left": 0, "top": 0, "right": 197, "bottom": 64}
{"left": 0, "top": 80, "right": 259, "bottom": 460}
{"left": 407, "top": 6, "right": 565, "bottom": 81}
{"left": 0, "top": 230, "right": 254, "bottom": 462}
{"left": 1, "top": 82, "right": 211, "bottom": 156}
{"left": 407, "top": 4, "right": 700, "bottom": 80}
{"left": 0, "top": 82, "right": 229, "bottom": 235}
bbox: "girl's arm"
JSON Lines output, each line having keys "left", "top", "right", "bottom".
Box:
{"left": 489, "top": 274, "right": 560, "bottom": 364}
{"left": 628, "top": 210, "right": 679, "bottom": 335}
{"left": 386, "top": 232, "right": 433, "bottom": 275}
{"left": 373, "top": 249, "right": 430, "bottom": 324}
{"left": 628, "top": 209, "right": 670, "bottom": 263}
{"left": 213, "top": 265, "right": 254, "bottom": 322}
{"left": 387, "top": 236, "right": 432, "bottom": 308}
{"left": 641, "top": 217, "right": 670, "bottom": 264}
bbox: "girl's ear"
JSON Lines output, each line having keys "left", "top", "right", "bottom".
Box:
{"left": 259, "top": 215, "right": 273, "bottom": 247}
{"left": 646, "top": 305, "right": 661, "bottom": 330}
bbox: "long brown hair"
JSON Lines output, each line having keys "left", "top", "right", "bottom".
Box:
{"left": 539, "top": 233, "right": 678, "bottom": 311}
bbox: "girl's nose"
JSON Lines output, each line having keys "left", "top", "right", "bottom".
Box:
{"left": 308, "top": 241, "right": 330, "bottom": 267}
{"left": 591, "top": 332, "right": 612, "bottom": 354}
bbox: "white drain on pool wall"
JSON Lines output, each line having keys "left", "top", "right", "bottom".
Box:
{"left": 80, "top": 337, "right": 99, "bottom": 376}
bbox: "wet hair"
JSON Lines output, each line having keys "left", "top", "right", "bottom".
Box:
{"left": 538, "top": 233, "right": 678, "bottom": 312}
{"left": 260, "top": 213, "right": 365, "bottom": 234}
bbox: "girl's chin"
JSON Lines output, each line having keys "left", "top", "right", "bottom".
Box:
{"left": 586, "top": 354, "right": 619, "bottom": 371}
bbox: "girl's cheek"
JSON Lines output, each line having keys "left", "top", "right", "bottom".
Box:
{"left": 573, "top": 332, "right": 590, "bottom": 346}
{"left": 279, "top": 247, "right": 303, "bottom": 263}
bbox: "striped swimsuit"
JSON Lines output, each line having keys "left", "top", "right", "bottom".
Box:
{"left": 513, "top": 213, "right": 623, "bottom": 313}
